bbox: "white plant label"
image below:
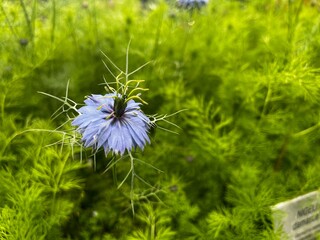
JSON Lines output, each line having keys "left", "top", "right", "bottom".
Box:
{"left": 272, "top": 191, "right": 320, "bottom": 240}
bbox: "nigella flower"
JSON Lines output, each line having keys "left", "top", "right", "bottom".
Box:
{"left": 177, "top": 0, "right": 208, "bottom": 9}
{"left": 72, "top": 93, "right": 151, "bottom": 156}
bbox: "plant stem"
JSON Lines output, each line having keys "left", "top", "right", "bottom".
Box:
{"left": 150, "top": 215, "right": 155, "bottom": 240}
{"left": 274, "top": 135, "right": 289, "bottom": 171}
{"left": 112, "top": 156, "right": 118, "bottom": 185}
{"left": 51, "top": 0, "right": 56, "bottom": 43}
{"left": 0, "top": 92, "right": 5, "bottom": 125}
{"left": 129, "top": 151, "right": 135, "bottom": 215}
{"left": 19, "top": 0, "right": 33, "bottom": 40}
{"left": 31, "top": 0, "right": 37, "bottom": 42}
{"left": 151, "top": 6, "right": 164, "bottom": 60}
{"left": 293, "top": 123, "right": 320, "bottom": 138}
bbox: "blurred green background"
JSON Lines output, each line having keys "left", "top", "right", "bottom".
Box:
{"left": 2, "top": 0, "right": 320, "bottom": 239}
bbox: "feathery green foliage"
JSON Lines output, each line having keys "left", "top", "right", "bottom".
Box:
{"left": 2, "top": 0, "right": 320, "bottom": 239}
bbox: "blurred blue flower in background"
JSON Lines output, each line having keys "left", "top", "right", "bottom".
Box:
{"left": 177, "top": 0, "right": 208, "bottom": 9}
{"left": 72, "top": 93, "right": 151, "bottom": 156}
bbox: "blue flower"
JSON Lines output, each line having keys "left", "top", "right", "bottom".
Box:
{"left": 177, "top": 0, "right": 208, "bottom": 9}
{"left": 72, "top": 93, "right": 151, "bottom": 156}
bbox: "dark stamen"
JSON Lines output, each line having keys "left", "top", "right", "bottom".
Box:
{"left": 113, "top": 95, "right": 127, "bottom": 118}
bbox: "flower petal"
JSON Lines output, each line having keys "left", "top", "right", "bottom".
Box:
{"left": 73, "top": 93, "right": 150, "bottom": 155}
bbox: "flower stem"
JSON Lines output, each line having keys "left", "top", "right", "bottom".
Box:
{"left": 129, "top": 151, "right": 135, "bottom": 215}
{"left": 112, "top": 157, "right": 118, "bottom": 186}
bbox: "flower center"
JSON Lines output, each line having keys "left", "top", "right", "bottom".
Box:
{"left": 113, "top": 95, "right": 127, "bottom": 118}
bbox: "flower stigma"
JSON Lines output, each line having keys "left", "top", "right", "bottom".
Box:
{"left": 113, "top": 94, "right": 127, "bottom": 118}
